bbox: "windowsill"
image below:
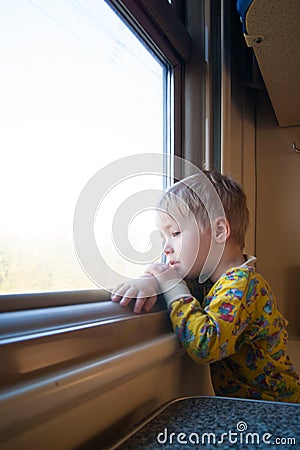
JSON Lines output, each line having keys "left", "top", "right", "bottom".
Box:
{"left": 0, "top": 289, "right": 111, "bottom": 311}
{"left": 0, "top": 291, "right": 183, "bottom": 450}
{"left": 0, "top": 292, "right": 168, "bottom": 389}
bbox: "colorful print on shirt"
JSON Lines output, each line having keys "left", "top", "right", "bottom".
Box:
{"left": 169, "top": 266, "right": 300, "bottom": 403}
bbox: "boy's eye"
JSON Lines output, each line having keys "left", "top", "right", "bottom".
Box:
{"left": 172, "top": 231, "right": 181, "bottom": 237}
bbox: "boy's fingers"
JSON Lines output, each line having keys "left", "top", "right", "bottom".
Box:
{"left": 111, "top": 290, "right": 125, "bottom": 302}
{"left": 133, "top": 297, "right": 147, "bottom": 314}
{"left": 111, "top": 293, "right": 122, "bottom": 301}
{"left": 111, "top": 286, "right": 137, "bottom": 304}
{"left": 119, "top": 288, "right": 138, "bottom": 305}
{"left": 143, "top": 295, "right": 157, "bottom": 312}
{"left": 111, "top": 286, "right": 157, "bottom": 313}
{"left": 111, "top": 284, "right": 125, "bottom": 300}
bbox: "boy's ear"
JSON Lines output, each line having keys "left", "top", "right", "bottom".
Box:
{"left": 213, "top": 216, "right": 230, "bottom": 243}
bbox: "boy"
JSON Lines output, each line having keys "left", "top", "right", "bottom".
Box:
{"left": 111, "top": 170, "right": 300, "bottom": 403}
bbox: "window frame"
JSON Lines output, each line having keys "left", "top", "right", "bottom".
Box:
{"left": 0, "top": 2, "right": 211, "bottom": 447}
{"left": 0, "top": 0, "right": 192, "bottom": 346}
{"left": 0, "top": 0, "right": 189, "bottom": 306}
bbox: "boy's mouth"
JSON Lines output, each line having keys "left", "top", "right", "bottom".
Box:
{"left": 169, "top": 260, "right": 179, "bottom": 266}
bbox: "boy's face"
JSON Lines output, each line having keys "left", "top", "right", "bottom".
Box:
{"left": 156, "top": 211, "right": 211, "bottom": 280}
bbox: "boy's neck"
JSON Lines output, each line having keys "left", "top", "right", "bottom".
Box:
{"left": 210, "top": 242, "right": 245, "bottom": 283}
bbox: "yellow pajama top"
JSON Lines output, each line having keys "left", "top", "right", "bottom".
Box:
{"left": 167, "top": 265, "right": 300, "bottom": 403}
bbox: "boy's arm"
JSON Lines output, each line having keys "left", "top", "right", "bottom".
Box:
{"left": 145, "top": 263, "right": 192, "bottom": 305}
{"left": 161, "top": 270, "right": 252, "bottom": 363}
{"left": 111, "top": 262, "right": 190, "bottom": 314}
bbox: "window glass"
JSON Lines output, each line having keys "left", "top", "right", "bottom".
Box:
{"left": 0, "top": 0, "right": 168, "bottom": 294}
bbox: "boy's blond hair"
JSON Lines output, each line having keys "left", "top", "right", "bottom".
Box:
{"left": 158, "top": 170, "right": 249, "bottom": 250}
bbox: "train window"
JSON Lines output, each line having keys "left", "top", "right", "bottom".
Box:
{"left": 0, "top": 0, "right": 173, "bottom": 295}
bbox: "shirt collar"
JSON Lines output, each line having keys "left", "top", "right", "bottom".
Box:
{"left": 240, "top": 254, "right": 257, "bottom": 267}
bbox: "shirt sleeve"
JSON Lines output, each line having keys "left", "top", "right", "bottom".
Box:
{"left": 169, "top": 269, "right": 253, "bottom": 363}
{"left": 160, "top": 279, "right": 193, "bottom": 307}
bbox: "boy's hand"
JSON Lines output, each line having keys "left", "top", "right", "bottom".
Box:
{"left": 145, "top": 263, "right": 182, "bottom": 284}
{"left": 111, "top": 274, "right": 159, "bottom": 314}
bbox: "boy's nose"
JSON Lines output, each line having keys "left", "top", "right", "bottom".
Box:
{"left": 163, "top": 242, "right": 173, "bottom": 255}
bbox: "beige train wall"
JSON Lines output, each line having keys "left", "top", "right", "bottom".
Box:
{"left": 255, "top": 90, "right": 300, "bottom": 372}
